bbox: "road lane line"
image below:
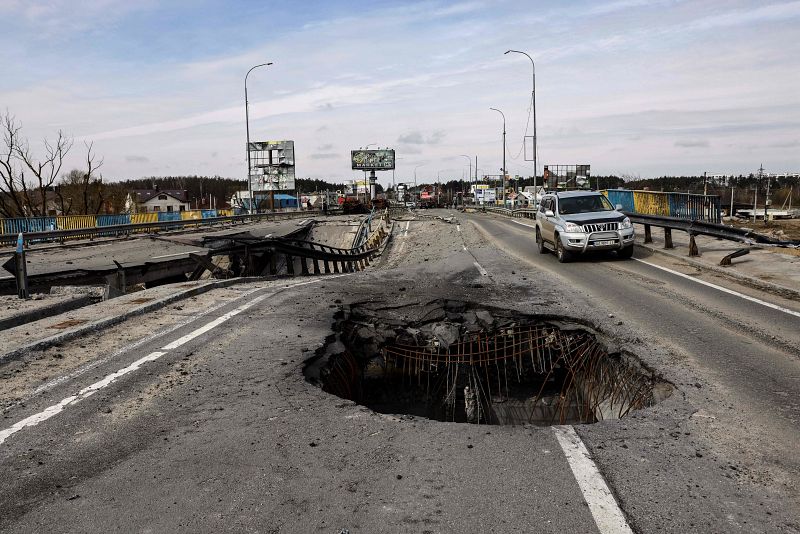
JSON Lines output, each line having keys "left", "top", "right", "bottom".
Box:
{"left": 633, "top": 258, "right": 800, "bottom": 318}
{"left": 473, "top": 261, "right": 488, "bottom": 276}
{"left": 553, "top": 426, "right": 634, "bottom": 534}
{"left": 0, "top": 351, "right": 166, "bottom": 446}
{"left": 509, "top": 219, "right": 535, "bottom": 229}
{"left": 456, "top": 224, "right": 461, "bottom": 232}
{"left": 0, "top": 276, "right": 348, "bottom": 447}
{"left": 28, "top": 291, "right": 262, "bottom": 401}
{"left": 151, "top": 250, "right": 204, "bottom": 259}
{"left": 403, "top": 221, "right": 410, "bottom": 237}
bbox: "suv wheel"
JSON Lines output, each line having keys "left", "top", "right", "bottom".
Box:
{"left": 536, "top": 228, "right": 548, "bottom": 254}
{"left": 556, "top": 237, "right": 572, "bottom": 263}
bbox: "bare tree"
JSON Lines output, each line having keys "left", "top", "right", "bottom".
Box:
{"left": 0, "top": 111, "right": 29, "bottom": 217}
{"left": 56, "top": 144, "right": 106, "bottom": 216}
{"left": 14, "top": 126, "right": 73, "bottom": 216}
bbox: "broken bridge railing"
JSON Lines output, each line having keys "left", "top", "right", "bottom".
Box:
{"left": 186, "top": 208, "right": 392, "bottom": 280}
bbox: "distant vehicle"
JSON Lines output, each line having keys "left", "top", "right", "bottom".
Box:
{"left": 535, "top": 191, "right": 634, "bottom": 262}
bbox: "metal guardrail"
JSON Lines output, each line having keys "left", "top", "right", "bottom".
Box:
{"left": 0, "top": 210, "right": 320, "bottom": 247}
{"left": 479, "top": 205, "right": 799, "bottom": 259}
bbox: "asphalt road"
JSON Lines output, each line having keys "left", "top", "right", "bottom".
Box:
{"left": 0, "top": 210, "right": 798, "bottom": 533}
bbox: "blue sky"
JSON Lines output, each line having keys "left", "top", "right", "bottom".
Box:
{"left": 1, "top": 0, "right": 799, "bottom": 186}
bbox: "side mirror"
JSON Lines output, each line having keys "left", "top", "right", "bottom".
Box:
{"left": 545, "top": 209, "right": 555, "bottom": 217}
{"left": 615, "top": 204, "right": 623, "bottom": 210}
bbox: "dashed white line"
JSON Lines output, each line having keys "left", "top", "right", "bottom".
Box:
{"left": 0, "top": 276, "right": 346, "bottom": 447}
{"left": 509, "top": 219, "right": 535, "bottom": 229}
{"left": 633, "top": 258, "right": 800, "bottom": 318}
{"left": 403, "top": 221, "right": 410, "bottom": 237}
{"left": 473, "top": 261, "right": 488, "bottom": 276}
{"left": 456, "top": 224, "right": 461, "bottom": 232}
{"left": 151, "top": 250, "right": 204, "bottom": 259}
{"left": 553, "top": 426, "right": 634, "bottom": 534}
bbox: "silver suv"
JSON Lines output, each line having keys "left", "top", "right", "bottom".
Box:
{"left": 535, "top": 191, "right": 634, "bottom": 262}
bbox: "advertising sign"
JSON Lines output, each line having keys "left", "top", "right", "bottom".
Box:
{"left": 351, "top": 149, "right": 396, "bottom": 171}
{"left": 249, "top": 140, "right": 295, "bottom": 191}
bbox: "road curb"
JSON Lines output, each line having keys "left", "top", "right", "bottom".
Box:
{"left": 0, "top": 277, "right": 262, "bottom": 365}
{"left": 635, "top": 242, "right": 800, "bottom": 301}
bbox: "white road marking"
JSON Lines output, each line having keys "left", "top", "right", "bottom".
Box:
{"left": 0, "top": 351, "right": 165, "bottom": 446}
{"left": 297, "top": 219, "right": 309, "bottom": 226}
{"left": 509, "top": 219, "right": 535, "bottom": 229}
{"left": 633, "top": 258, "right": 800, "bottom": 319}
{"left": 150, "top": 250, "right": 204, "bottom": 259}
{"left": 161, "top": 293, "right": 269, "bottom": 350}
{"left": 473, "top": 261, "right": 488, "bottom": 276}
{"left": 0, "top": 276, "right": 347, "bottom": 447}
{"left": 403, "top": 221, "right": 410, "bottom": 237}
{"left": 397, "top": 241, "right": 407, "bottom": 254}
{"left": 28, "top": 290, "right": 263, "bottom": 401}
{"left": 456, "top": 224, "right": 461, "bottom": 232}
{"left": 553, "top": 426, "right": 634, "bottom": 534}
{"left": 462, "top": 245, "right": 468, "bottom": 251}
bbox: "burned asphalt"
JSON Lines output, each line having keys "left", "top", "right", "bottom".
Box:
{"left": 0, "top": 211, "right": 798, "bottom": 533}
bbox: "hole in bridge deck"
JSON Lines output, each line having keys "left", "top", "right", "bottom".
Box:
{"left": 305, "top": 300, "right": 673, "bottom": 426}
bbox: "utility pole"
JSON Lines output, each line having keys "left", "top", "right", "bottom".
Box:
{"left": 490, "top": 107, "right": 506, "bottom": 206}
{"left": 763, "top": 165, "right": 770, "bottom": 225}
{"left": 505, "top": 50, "right": 537, "bottom": 203}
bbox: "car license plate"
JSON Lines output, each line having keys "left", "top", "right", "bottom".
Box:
{"left": 596, "top": 240, "right": 615, "bottom": 246}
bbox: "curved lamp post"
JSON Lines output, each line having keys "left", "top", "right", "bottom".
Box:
{"left": 505, "top": 49, "right": 537, "bottom": 196}
{"left": 489, "top": 107, "right": 506, "bottom": 205}
{"left": 245, "top": 62, "right": 273, "bottom": 214}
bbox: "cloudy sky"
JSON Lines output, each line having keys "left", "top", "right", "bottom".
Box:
{"left": 1, "top": 0, "right": 799, "bottom": 187}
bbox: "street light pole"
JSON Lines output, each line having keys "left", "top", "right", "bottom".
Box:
{"left": 245, "top": 62, "right": 273, "bottom": 214}
{"left": 505, "top": 50, "right": 536, "bottom": 200}
{"left": 489, "top": 107, "right": 506, "bottom": 205}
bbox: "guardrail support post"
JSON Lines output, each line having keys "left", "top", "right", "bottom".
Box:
{"left": 663, "top": 228, "right": 674, "bottom": 249}
{"left": 13, "top": 233, "right": 29, "bottom": 299}
{"left": 300, "top": 256, "right": 310, "bottom": 276}
{"left": 688, "top": 234, "right": 700, "bottom": 257}
{"left": 286, "top": 255, "right": 295, "bottom": 276}
{"left": 269, "top": 252, "right": 277, "bottom": 275}
{"left": 644, "top": 224, "right": 652, "bottom": 243}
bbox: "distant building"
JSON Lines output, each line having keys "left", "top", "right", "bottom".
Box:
{"left": 125, "top": 189, "right": 190, "bottom": 213}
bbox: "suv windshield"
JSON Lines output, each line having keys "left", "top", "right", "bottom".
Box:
{"left": 558, "top": 195, "right": 614, "bottom": 215}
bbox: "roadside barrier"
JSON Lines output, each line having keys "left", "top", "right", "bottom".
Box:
{"left": 480, "top": 202, "right": 797, "bottom": 262}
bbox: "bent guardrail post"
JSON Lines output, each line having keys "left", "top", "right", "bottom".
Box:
{"left": 720, "top": 248, "right": 750, "bottom": 266}
{"left": 688, "top": 234, "right": 700, "bottom": 256}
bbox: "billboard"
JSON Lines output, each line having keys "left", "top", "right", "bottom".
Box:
{"left": 249, "top": 140, "right": 295, "bottom": 191}
{"left": 351, "top": 149, "right": 395, "bottom": 171}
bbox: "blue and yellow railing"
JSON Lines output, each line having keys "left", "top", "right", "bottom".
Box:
{"left": 601, "top": 190, "right": 721, "bottom": 223}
